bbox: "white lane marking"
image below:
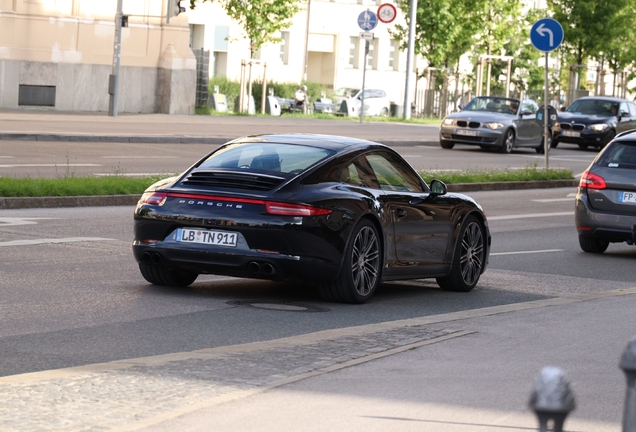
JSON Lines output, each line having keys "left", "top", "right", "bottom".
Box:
{"left": 488, "top": 211, "right": 573, "bottom": 220}
{"left": 0, "top": 218, "right": 54, "bottom": 227}
{"left": 532, "top": 197, "right": 573, "bottom": 202}
{"left": 0, "top": 237, "right": 115, "bottom": 247}
{"left": 101, "top": 156, "right": 179, "bottom": 159}
{"left": 0, "top": 156, "right": 15, "bottom": 159}
{"left": 0, "top": 164, "right": 102, "bottom": 168}
{"left": 491, "top": 249, "right": 564, "bottom": 256}
{"left": 519, "top": 155, "right": 595, "bottom": 162}
{"left": 402, "top": 155, "right": 422, "bottom": 158}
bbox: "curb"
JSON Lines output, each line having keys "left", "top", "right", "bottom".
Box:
{"left": 0, "top": 180, "right": 578, "bottom": 210}
{"left": 0, "top": 133, "right": 439, "bottom": 147}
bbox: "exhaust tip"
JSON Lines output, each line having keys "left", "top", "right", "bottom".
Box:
{"left": 248, "top": 261, "right": 261, "bottom": 274}
{"left": 262, "top": 263, "right": 275, "bottom": 276}
{"left": 151, "top": 252, "right": 162, "bottom": 264}
{"left": 141, "top": 252, "right": 152, "bottom": 264}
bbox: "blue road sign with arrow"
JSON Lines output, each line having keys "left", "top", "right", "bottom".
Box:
{"left": 358, "top": 10, "right": 378, "bottom": 31}
{"left": 530, "top": 18, "right": 564, "bottom": 52}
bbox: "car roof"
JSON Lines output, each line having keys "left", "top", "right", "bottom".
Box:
{"left": 575, "top": 96, "right": 628, "bottom": 103}
{"left": 228, "top": 133, "right": 386, "bottom": 152}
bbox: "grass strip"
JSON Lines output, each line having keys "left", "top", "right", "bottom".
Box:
{"left": 419, "top": 166, "right": 574, "bottom": 184}
{"left": 0, "top": 176, "right": 165, "bottom": 198}
{"left": 0, "top": 166, "right": 573, "bottom": 198}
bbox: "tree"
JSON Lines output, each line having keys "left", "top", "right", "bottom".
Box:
{"left": 190, "top": 0, "right": 303, "bottom": 59}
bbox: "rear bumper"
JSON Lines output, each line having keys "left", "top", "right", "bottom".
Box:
{"left": 575, "top": 193, "right": 636, "bottom": 244}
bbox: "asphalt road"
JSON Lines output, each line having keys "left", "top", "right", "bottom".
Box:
{"left": 0, "top": 139, "right": 598, "bottom": 178}
{"left": 1, "top": 187, "right": 634, "bottom": 378}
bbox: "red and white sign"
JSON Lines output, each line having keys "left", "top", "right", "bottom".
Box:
{"left": 377, "top": 3, "right": 397, "bottom": 24}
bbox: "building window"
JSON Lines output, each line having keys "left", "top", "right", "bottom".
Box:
{"left": 388, "top": 40, "right": 399, "bottom": 70}
{"left": 366, "top": 39, "right": 378, "bottom": 69}
{"left": 349, "top": 37, "right": 359, "bottom": 68}
{"left": 280, "top": 31, "right": 290, "bottom": 64}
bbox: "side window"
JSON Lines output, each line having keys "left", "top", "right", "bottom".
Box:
{"left": 338, "top": 157, "right": 380, "bottom": 189}
{"left": 365, "top": 152, "right": 423, "bottom": 192}
{"left": 629, "top": 103, "right": 636, "bottom": 116}
{"left": 620, "top": 102, "right": 630, "bottom": 116}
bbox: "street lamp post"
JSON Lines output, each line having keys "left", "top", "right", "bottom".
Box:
{"left": 108, "top": 0, "right": 124, "bottom": 117}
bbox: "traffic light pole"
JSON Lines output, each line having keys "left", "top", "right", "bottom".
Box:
{"left": 108, "top": 0, "right": 123, "bottom": 117}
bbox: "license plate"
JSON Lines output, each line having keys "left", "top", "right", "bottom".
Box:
{"left": 456, "top": 129, "right": 478, "bottom": 136}
{"left": 562, "top": 130, "right": 580, "bottom": 137}
{"left": 178, "top": 228, "right": 238, "bottom": 247}
{"left": 618, "top": 191, "right": 636, "bottom": 204}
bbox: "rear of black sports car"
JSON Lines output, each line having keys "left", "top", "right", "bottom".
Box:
{"left": 133, "top": 138, "right": 356, "bottom": 284}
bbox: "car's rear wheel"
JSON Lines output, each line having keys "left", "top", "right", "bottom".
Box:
{"left": 499, "top": 129, "right": 515, "bottom": 153}
{"left": 440, "top": 141, "right": 455, "bottom": 149}
{"left": 578, "top": 236, "right": 609, "bottom": 254}
{"left": 138, "top": 263, "right": 198, "bottom": 287}
{"left": 437, "top": 215, "right": 485, "bottom": 292}
{"left": 318, "top": 219, "right": 381, "bottom": 303}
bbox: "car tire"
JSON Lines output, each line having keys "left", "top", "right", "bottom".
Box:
{"left": 578, "top": 235, "right": 609, "bottom": 254}
{"left": 138, "top": 263, "right": 198, "bottom": 287}
{"left": 578, "top": 143, "right": 588, "bottom": 150}
{"left": 552, "top": 139, "right": 559, "bottom": 148}
{"left": 440, "top": 141, "right": 455, "bottom": 149}
{"left": 603, "top": 130, "right": 616, "bottom": 148}
{"left": 535, "top": 130, "right": 552, "bottom": 154}
{"left": 380, "top": 107, "right": 389, "bottom": 117}
{"left": 318, "top": 219, "right": 381, "bottom": 304}
{"left": 499, "top": 129, "right": 515, "bottom": 153}
{"left": 436, "top": 215, "right": 485, "bottom": 292}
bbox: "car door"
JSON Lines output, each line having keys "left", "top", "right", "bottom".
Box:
{"left": 516, "top": 102, "right": 541, "bottom": 147}
{"left": 364, "top": 151, "right": 453, "bottom": 269}
{"left": 617, "top": 102, "right": 636, "bottom": 133}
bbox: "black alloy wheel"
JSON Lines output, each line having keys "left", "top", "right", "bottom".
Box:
{"left": 499, "top": 129, "right": 515, "bottom": 153}
{"left": 139, "top": 263, "right": 198, "bottom": 287}
{"left": 437, "top": 215, "right": 485, "bottom": 292}
{"left": 319, "top": 219, "right": 381, "bottom": 303}
{"left": 578, "top": 236, "right": 609, "bottom": 254}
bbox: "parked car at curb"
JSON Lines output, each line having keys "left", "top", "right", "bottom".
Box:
{"left": 439, "top": 96, "right": 550, "bottom": 154}
{"left": 133, "top": 134, "right": 491, "bottom": 304}
{"left": 553, "top": 96, "right": 636, "bottom": 150}
{"left": 575, "top": 129, "right": 636, "bottom": 253}
{"left": 338, "top": 89, "right": 391, "bottom": 117}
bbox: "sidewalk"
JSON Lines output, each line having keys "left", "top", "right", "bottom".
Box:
{"left": 0, "top": 109, "right": 440, "bottom": 146}
{"left": 1, "top": 287, "right": 633, "bottom": 431}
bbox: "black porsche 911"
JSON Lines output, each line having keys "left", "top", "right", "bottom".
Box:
{"left": 133, "top": 134, "right": 491, "bottom": 303}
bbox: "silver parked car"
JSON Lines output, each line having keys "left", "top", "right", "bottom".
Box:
{"left": 575, "top": 130, "right": 636, "bottom": 253}
{"left": 440, "top": 96, "right": 550, "bottom": 153}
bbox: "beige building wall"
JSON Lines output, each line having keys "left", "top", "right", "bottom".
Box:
{"left": 188, "top": 0, "right": 427, "bottom": 105}
{"left": 0, "top": 0, "right": 196, "bottom": 114}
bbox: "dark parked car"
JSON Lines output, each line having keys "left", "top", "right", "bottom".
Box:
{"left": 440, "top": 96, "right": 549, "bottom": 153}
{"left": 553, "top": 96, "right": 636, "bottom": 150}
{"left": 133, "top": 134, "right": 491, "bottom": 303}
{"left": 575, "top": 129, "right": 636, "bottom": 253}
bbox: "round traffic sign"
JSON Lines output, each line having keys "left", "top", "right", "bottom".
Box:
{"left": 530, "top": 18, "right": 564, "bottom": 52}
{"left": 377, "top": 3, "right": 397, "bottom": 24}
{"left": 357, "top": 10, "right": 378, "bottom": 31}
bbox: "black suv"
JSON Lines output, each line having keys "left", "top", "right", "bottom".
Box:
{"left": 553, "top": 96, "right": 636, "bottom": 150}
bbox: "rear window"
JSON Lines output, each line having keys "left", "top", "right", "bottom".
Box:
{"left": 597, "top": 142, "right": 636, "bottom": 169}
{"left": 199, "top": 142, "right": 335, "bottom": 174}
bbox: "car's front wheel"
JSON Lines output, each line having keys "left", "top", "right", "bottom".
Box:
{"left": 139, "top": 263, "right": 198, "bottom": 287}
{"left": 499, "top": 129, "right": 515, "bottom": 153}
{"left": 380, "top": 107, "right": 389, "bottom": 117}
{"left": 578, "top": 236, "right": 609, "bottom": 254}
{"left": 440, "top": 140, "right": 455, "bottom": 149}
{"left": 437, "top": 215, "right": 485, "bottom": 292}
{"left": 536, "top": 130, "right": 552, "bottom": 154}
{"left": 318, "top": 219, "right": 381, "bottom": 303}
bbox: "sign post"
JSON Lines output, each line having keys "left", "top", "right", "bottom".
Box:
{"left": 530, "top": 18, "right": 564, "bottom": 169}
{"left": 357, "top": 10, "right": 377, "bottom": 123}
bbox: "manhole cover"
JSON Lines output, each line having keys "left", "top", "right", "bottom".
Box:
{"left": 227, "top": 300, "right": 329, "bottom": 312}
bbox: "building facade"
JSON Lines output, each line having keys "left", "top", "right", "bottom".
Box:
{"left": 0, "top": 0, "right": 195, "bottom": 114}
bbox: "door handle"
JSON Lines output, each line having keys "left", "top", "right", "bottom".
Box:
{"left": 395, "top": 208, "right": 407, "bottom": 218}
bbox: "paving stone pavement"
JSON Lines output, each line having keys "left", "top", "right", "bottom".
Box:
{"left": 0, "top": 324, "right": 466, "bottom": 432}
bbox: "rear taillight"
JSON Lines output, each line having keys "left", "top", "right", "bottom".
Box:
{"left": 266, "top": 202, "right": 333, "bottom": 216}
{"left": 579, "top": 171, "right": 606, "bottom": 189}
{"left": 140, "top": 192, "right": 167, "bottom": 205}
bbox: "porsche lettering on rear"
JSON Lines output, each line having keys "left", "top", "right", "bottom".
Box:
{"left": 179, "top": 199, "right": 243, "bottom": 209}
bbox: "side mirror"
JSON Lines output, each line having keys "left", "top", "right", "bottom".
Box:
{"left": 560, "top": 106, "right": 567, "bottom": 112}
{"left": 430, "top": 179, "right": 447, "bottom": 196}
{"left": 520, "top": 110, "right": 532, "bottom": 117}
{"left": 621, "top": 111, "right": 630, "bottom": 118}
{"left": 458, "top": 104, "right": 465, "bottom": 111}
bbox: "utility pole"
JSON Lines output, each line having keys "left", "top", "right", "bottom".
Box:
{"left": 403, "top": 0, "right": 416, "bottom": 120}
{"left": 108, "top": 0, "right": 124, "bottom": 117}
